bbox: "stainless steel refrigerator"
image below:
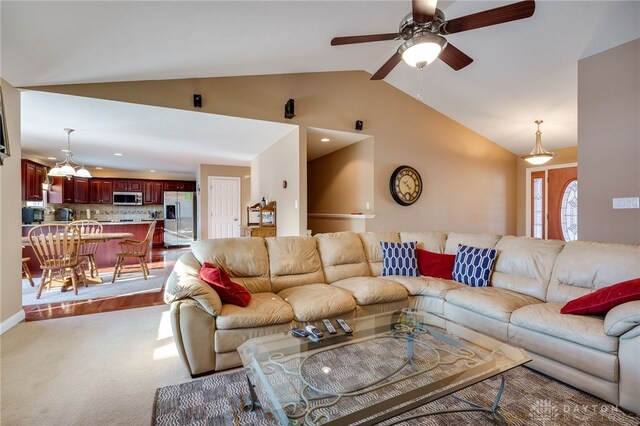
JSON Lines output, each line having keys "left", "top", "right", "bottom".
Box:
{"left": 164, "top": 191, "right": 196, "bottom": 247}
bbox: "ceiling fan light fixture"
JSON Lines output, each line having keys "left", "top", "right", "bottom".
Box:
{"left": 522, "top": 120, "right": 556, "bottom": 165}
{"left": 398, "top": 34, "right": 447, "bottom": 68}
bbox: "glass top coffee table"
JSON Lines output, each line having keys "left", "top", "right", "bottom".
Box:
{"left": 238, "top": 309, "right": 530, "bottom": 426}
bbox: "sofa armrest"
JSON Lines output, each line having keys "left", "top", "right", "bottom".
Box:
{"left": 170, "top": 300, "right": 217, "bottom": 376}
{"left": 163, "top": 252, "right": 222, "bottom": 316}
{"left": 604, "top": 301, "right": 640, "bottom": 338}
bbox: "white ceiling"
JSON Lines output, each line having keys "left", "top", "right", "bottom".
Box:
{"left": 2, "top": 1, "right": 639, "bottom": 161}
{"left": 21, "top": 91, "right": 296, "bottom": 175}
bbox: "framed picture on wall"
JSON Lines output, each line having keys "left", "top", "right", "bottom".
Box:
{"left": 0, "top": 86, "right": 10, "bottom": 165}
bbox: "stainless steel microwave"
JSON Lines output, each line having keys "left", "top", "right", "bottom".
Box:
{"left": 113, "top": 192, "right": 143, "bottom": 205}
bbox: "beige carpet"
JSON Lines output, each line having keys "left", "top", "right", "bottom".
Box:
{"left": 0, "top": 305, "right": 192, "bottom": 426}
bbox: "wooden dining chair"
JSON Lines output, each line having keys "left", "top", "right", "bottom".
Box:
{"left": 70, "top": 220, "right": 104, "bottom": 278}
{"left": 112, "top": 221, "right": 156, "bottom": 283}
{"left": 27, "top": 224, "right": 85, "bottom": 299}
{"left": 21, "top": 246, "right": 34, "bottom": 287}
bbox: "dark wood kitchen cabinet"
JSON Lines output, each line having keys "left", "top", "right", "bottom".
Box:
{"left": 73, "top": 178, "right": 90, "bottom": 203}
{"left": 48, "top": 176, "right": 75, "bottom": 204}
{"left": 90, "top": 179, "right": 113, "bottom": 204}
{"left": 164, "top": 180, "right": 196, "bottom": 192}
{"left": 144, "top": 181, "right": 164, "bottom": 205}
{"left": 114, "top": 179, "right": 143, "bottom": 192}
{"left": 21, "top": 160, "right": 46, "bottom": 201}
{"left": 152, "top": 220, "right": 164, "bottom": 247}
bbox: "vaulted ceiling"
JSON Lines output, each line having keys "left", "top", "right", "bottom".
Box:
{"left": 3, "top": 1, "right": 639, "bottom": 171}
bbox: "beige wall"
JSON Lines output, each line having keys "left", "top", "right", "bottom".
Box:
{"left": 515, "top": 146, "right": 578, "bottom": 236}
{"left": 578, "top": 39, "right": 640, "bottom": 244}
{"left": 251, "top": 128, "right": 303, "bottom": 236}
{"left": 308, "top": 138, "right": 374, "bottom": 214}
{"left": 1, "top": 79, "right": 23, "bottom": 326}
{"left": 197, "top": 164, "right": 250, "bottom": 240}
{"left": 30, "top": 70, "right": 517, "bottom": 236}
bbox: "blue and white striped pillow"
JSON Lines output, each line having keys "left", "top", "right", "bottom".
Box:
{"left": 380, "top": 241, "right": 419, "bottom": 277}
{"left": 452, "top": 244, "right": 498, "bottom": 287}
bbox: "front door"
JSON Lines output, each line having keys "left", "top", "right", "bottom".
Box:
{"left": 208, "top": 177, "right": 240, "bottom": 238}
{"left": 529, "top": 165, "right": 578, "bottom": 241}
{"left": 547, "top": 166, "right": 578, "bottom": 241}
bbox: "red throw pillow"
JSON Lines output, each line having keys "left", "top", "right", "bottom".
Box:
{"left": 416, "top": 249, "right": 456, "bottom": 280}
{"left": 560, "top": 278, "right": 640, "bottom": 315}
{"left": 198, "top": 262, "right": 251, "bottom": 307}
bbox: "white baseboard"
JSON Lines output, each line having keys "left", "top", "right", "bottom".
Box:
{"left": 0, "top": 309, "right": 25, "bottom": 335}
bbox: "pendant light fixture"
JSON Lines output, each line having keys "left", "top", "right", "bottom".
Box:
{"left": 522, "top": 120, "right": 556, "bottom": 165}
{"left": 47, "top": 128, "right": 92, "bottom": 179}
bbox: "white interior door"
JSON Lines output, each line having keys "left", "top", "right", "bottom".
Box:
{"left": 208, "top": 177, "right": 241, "bottom": 238}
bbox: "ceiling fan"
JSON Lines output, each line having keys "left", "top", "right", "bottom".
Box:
{"left": 331, "top": 0, "right": 536, "bottom": 80}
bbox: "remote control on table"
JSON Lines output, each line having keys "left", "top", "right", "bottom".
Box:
{"left": 291, "top": 328, "right": 308, "bottom": 338}
{"left": 321, "top": 319, "right": 337, "bottom": 334}
{"left": 305, "top": 325, "right": 323, "bottom": 339}
{"left": 336, "top": 319, "right": 353, "bottom": 335}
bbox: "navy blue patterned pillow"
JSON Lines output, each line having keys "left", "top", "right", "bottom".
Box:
{"left": 452, "top": 245, "right": 498, "bottom": 287}
{"left": 380, "top": 241, "right": 419, "bottom": 277}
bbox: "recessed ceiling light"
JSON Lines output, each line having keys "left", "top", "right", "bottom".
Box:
{"left": 95, "top": 167, "right": 103, "bottom": 170}
{"left": 320, "top": 137, "right": 330, "bottom": 143}
{"left": 114, "top": 153, "right": 123, "bottom": 156}
{"left": 149, "top": 169, "right": 156, "bottom": 172}
{"left": 61, "top": 149, "right": 70, "bottom": 153}
{"left": 47, "top": 157, "right": 57, "bottom": 160}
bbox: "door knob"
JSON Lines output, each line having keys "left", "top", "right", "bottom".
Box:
{"left": 233, "top": 218, "right": 239, "bottom": 221}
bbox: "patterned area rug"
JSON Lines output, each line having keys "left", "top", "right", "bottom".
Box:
{"left": 153, "top": 367, "right": 638, "bottom": 426}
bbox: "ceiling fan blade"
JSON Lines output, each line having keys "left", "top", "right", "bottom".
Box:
{"left": 439, "top": 43, "right": 473, "bottom": 70}
{"left": 412, "top": 0, "right": 438, "bottom": 24}
{"left": 371, "top": 52, "right": 402, "bottom": 80}
{"left": 443, "top": 0, "right": 535, "bottom": 34}
{"left": 331, "top": 33, "right": 399, "bottom": 46}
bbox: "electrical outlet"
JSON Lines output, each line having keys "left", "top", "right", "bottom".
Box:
{"left": 612, "top": 197, "right": 640, "bottom": 209}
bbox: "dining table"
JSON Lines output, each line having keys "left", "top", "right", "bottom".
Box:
{"left": 22, "top": 232, "right": 135, "bottom": 288}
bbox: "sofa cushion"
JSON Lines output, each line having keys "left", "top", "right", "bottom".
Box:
{"left": 561, "top": 277, "right": 640, "bottom": 315}
{"left": 266, "top": 236, "right": 325, "bottom": 293}
{"left": 510, "top": 303, "right": 618, "bottom": 353}
{"left": 452, "top": 245, "right": 497, "bottom": 287}
{"left": 400, "top": 231, "right": 447, "bottom": 253}
{"left": 278, "top": 284, "right": 356, "bottom": 322}
{"left": 416, "top": 249, "right": 455, "bottom": 279}
{"left": 380, "top": 241, "right": 419, "bottom": 277}
{"left": 332, "top": 277, "right": 408, "bottom": 305}
{"left": 358, "top": 231, "right": 400, "bottom": 276}
{"left": 199, "top": 262, "right": 251, "bottom": 307}
{"left": 191, "top": 238, "right": 271, "bottom": 293}
{"left": 315, "top": 232, "right": 370, "bottom": 283}
{"left": 445, "top": 287, "right": 542, "bottom": 322}
{"left": 546, "top": 241, "right": 640, "bottom": 303}
{"left": 387, "top": 276, "right": 463, "bottom": 298}
{"left": 444, "top": 232, "right": 501, "bottom": 255}
{"left": 492, "top": 236, "right": 565, "bottom": 301}
{"left": 215, "top": 292, "right": 294, "bottom": 330}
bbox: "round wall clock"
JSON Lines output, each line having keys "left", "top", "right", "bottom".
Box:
{"left": 389, "top": 165, "right": 422, "bottom": 206}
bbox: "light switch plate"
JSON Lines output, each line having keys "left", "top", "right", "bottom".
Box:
{"left": 612, "top": 197, "right": 640, "bottom": 209}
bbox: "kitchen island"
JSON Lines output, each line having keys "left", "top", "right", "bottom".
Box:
{"left": 22, "top": 220, "right": 161, "bottom": 278}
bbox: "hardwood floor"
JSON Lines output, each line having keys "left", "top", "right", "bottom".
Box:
{"left": 23, "top": 247, "right": 189, "bottom": 321}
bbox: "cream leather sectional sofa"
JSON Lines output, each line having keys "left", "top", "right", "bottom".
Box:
{"left": 164, "top": 231, "right": 640, "bottom": 414}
